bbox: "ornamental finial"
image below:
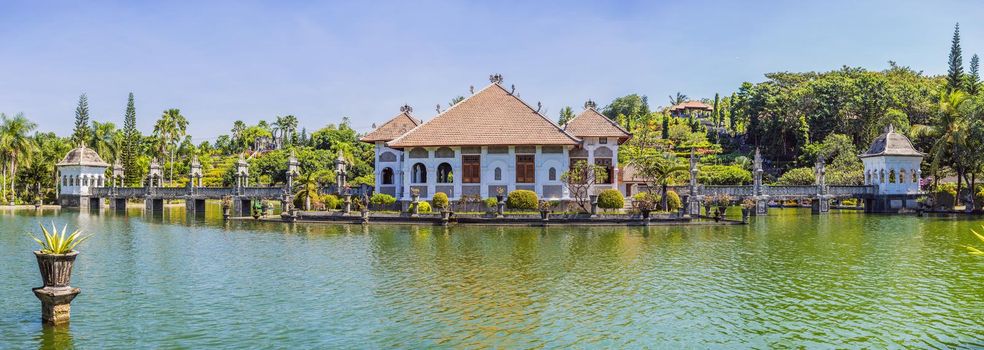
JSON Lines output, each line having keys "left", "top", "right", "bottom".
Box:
{"left": 584, "top": 99, "right": 597, "bottom": 109}
{"left": 489, "top": 73, "right": 503, "bottom": 84}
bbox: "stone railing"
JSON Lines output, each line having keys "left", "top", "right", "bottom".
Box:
{"left": 764, "top": 186, "right": 818, "bottom": 196}
{"left": 240, "top": 187, "right": 286, "bottom": 198}
{"left": 192, "top": 187, "right": 236, "bottom": 198}
{"left": 828, "top": 185, "right": 877, "bottom": 196}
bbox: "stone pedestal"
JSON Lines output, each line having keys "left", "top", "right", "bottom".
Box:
{"left": 33, "top": 287, "right": 80, "bottom": 325}
{"left": 811, "top": 195, "right": 831, "bottom": 214}
{"left": 753, "top": 196, "right": 769, "bottom": 216}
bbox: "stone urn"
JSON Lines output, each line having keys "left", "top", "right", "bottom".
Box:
{"left": 496, "top": 194, "right": 505, "bottom": 203}
{"left": 539, "top": 209, "right": 550, "bottom": 221}
{"left": 33, "top": 250, "right": 81, "bottom": 325}
{"left": 741, "top": 207, "right": 750, "bottom": 223}
{"left": 35, "top": 251, "right": 78, "bottom": 290}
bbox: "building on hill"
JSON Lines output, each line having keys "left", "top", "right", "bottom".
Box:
{"left": 669, "top": 101, "right": 713, "bottom": 119}
{"left": 56, "top": 145, "right": 110, "bottom": 208}
{"left": 362, "top": 75, "right": 632, "bottom": 202}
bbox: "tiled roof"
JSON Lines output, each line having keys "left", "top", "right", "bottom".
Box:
{"left": 860, "top": 124, "right": 925, "bottom": 158}
{"left": 387, "top": 83, "right": 580, "bottom": 148}
{"left": 563, "top": 107, "right": 632, "bottom": 141}
{"left": 669, "top": 101, "right": 713, "bottom": 111}
{"left": 360, "top": 110, "right": 422, "bottom": 142}
{"left": 56, "top": 145, "right": 110, "bottom": 167}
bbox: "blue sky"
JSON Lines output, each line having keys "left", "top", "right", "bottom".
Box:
{"left": 1, "top": 0, "right": 981, "bottom": 141}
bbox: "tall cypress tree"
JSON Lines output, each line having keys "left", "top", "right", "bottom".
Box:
{"left": 947, "top": 23, "right": 964, "bottom": 92}
{"left": 71, "top": 93, "right": 91, "bottom": 145}
{"left": 967, "top": 54, "right": 980, "bottom": 95}
{"left": 661, "top": 114, "right": 670, "bottom": 139}
{"left": 122, "top": 92, "right": 141, "bottom": 186}
{"left": 712, "top": 93, "right": 720, "bottom": 127}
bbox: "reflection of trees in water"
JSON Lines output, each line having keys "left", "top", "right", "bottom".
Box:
{"left": 38, "top": 324, "right": 74, "bottom": 350}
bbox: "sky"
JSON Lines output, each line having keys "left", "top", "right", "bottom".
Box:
{"left": 1, "top": 0, "right": 982, "bottom": 142}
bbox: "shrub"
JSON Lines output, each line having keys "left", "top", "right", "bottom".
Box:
{"left": 776, "top": 167, "right": 815, "bottom": 185}
{"left": 506, "top": 190, "right": 538, "bottom": 210}
{"left": 662, "top": 190, "right": 682, "bottom": 211}
{"left": 322, "top": 194, "right": 341, "bottom": 210}
{"left": 369, "top": 193, "right": 396, "bottom": 206}
{"left": 416, "top": 201, "right": 432, "bottom": 213}
{"left": 931, "top": 183, "right": 957, "bottom": 209}
{"left": 432, "top": 192, "right": 450, "bottom": 211}
{"left": 484, "top": 197, "right": 498, "bottom": 209}
{"left": 698, "top": 165, "right": 753, "bottom": 185}
{"left": 597, "top": 189, "right": 624, "bottom": 210}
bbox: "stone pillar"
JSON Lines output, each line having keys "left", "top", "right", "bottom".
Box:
{"left": 752, "top": 148, "right": 768, "bottom": 216}
{"left": 33, "top": 287, "right": 80, "bottom": 325}
{"left": 686, "top": 149, "right": 702, "bottom": 216}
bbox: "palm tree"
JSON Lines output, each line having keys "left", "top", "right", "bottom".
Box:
{"left": 927, "top": 91, "right": 971, "bottom": 206}
{"left": 294, "top": 170, "right": 330, "bottom": 210}
{"left": 632, "top": 152, "right": 688, "bottom": 210}
{"left": 0, "top": 113, "right": 37, "bottom": 202}
{"left": 153, "top": 109, "right": 188, "bottom": 185}
{"left": 89, "top": 121, "right": 118, "bottom": 164}
{"left": 231, "top": 120, "right": 246, "bottom": 151}
{"left": 668, "top": 92, "right": 689, "bottom": 106}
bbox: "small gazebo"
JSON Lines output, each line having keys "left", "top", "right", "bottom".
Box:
{"left": 860, "top": 124, "right": 925, "bottom": 212}
{"left": 56, "top": 145, "right": 110, "bottom": 208}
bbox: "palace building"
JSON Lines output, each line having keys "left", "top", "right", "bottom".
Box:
{"left": 360, "top": 75, "right": 631, "bottom": 202}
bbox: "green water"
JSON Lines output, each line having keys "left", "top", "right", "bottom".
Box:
{"left": 0, "top": 205, "right": 981, "bottom": 349}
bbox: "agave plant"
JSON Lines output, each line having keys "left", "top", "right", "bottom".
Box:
{"left": 29, "top": 223, "right": 89, "bottom": 254}
{"left": 968, "top": 226, "right": 984, "bottom": 256}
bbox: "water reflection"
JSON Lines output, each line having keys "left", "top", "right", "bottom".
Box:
{"left": 37, "top": 325, "right": 74, "bottom": 350}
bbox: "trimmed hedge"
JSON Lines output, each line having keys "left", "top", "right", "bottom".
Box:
{"left": 417, "top": 201, "right": 432, "bottom": 213}
{"left": 776, "top": 167, "right": 815, "bottom": 185}
{"left": 597, "top": 189, "right": 624, "bottom": 210}
{"left": 323, "top": 194, "right": 341, "bottom": 210}
{"left": 698, "top": 165, "right": 752, "bottom": 185}
{"left": 369, "top": 193, "right": 396, "bottom": 205}
{"left": 506, "top": 190, "right": 538, "bottom": 210}
{"left": 432, "top": 192, "right": 449, "bottom": 210}
{"left": 663, "top": 190, "right": 682, "bottom": 211}
{"left": 484, "top": 197, "right": 498, "bottom": 209}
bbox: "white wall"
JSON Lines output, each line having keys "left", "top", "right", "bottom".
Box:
{"left": 394, "top": 145, "right": 573, "bottom": 200}
{"left": 861, "top": 155, "right": 922, "bottom": 194}
{"left": 58, "top": 165, "right": 108, "bottom": 196}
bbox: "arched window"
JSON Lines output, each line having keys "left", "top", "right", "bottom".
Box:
{"left": 900, "top": 169, "right": 907, "bottom": 183}
{"left": 548, "top": 167, "right": 557, "bottom": 181}
{"left": 879, "top": 170, "right": 885, "bottom": 183}
{"left": 494, "top": 167, "right": 502, "bottom": 181}
{"left": 381, "top": 168, "right": 394, "bottom": 185}
{"left": 889, "top": 169, "right": 896, "bottom": 183}
{"left": 412, "top": 163, "right": 427, "bottom": 183}
{"left": 865, "top": 171, "right": 871, "bottom": 185}
{"left": 435, "top": 147, "right": 455, "bottom": 158}
{"left": 61, "top": 176, "right": 66, "bottom": 186}
{"left": 912, "top": 169, "right": 918, "bottom": 183}
{"left": 437, "top": 163, "right": 453, "bottom": 183}
{"left": 82, "top": 176, "right": 88, "bottom": 186}
{"left": 409, "top": 148, "right": 429, "bottom": 159}
{"left": 379, "top": 152, "right": 397, "bottom": 162}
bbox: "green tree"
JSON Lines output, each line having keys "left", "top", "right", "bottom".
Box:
{"left": 967, "top": 54, "right": 980, "bottom": 95}
{"left": 89, "top": 121, "right": 118, "bottom": 164}
{"left": 947, "top": 23, "right": 964, "bottom": 92}
{"left": 661, "top": 114, "right": 670, "bottom": 139}
{"left": 603, "top": 94, "right": 650, "bottom": 130}
{"left": 71, "top": 94, "right": 91, "bottom": 145}
{"left": 558, "top": 106, "right": 575, "bottom": 125}
{"left": 712, "top": 93, "right": 720, "bottom": 127}
{"left": 121, "top": 93, "right": 141, "bottom": 186}
{"left": 0, "top": 113, "right": 37, "bottom": 202}
{"left": 153, "top": 109, "right": 188, "bottom": 185}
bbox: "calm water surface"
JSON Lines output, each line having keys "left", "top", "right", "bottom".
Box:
{"left": 0, "top": 205, "right": 981, "bottom": 349}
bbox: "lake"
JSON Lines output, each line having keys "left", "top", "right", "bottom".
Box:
{"left": 1, "top": 205, "right": 981, "bottom": 349}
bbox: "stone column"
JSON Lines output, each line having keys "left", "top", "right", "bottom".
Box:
{"left": 33, "top": 287, "right": 80, "bottom": 325}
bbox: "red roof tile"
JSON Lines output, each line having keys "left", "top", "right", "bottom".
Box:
{"left": 387, "top": 83, "right": 580, "bottom": 148}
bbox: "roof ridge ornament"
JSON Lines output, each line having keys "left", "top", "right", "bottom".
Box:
{"left": 886, "top": 123, "right": 895, "bottom": 133}
{"left": 489, "top": 73, "right": 503, "bottom": 84}
{"left": 584, "top": 99, "right": 597, "bottom": 109}
{"left": 469, "top": 85, "right": 474, "bottom": 94}
{"left": 400, "top": 104, "right": 413, "bottom": 113}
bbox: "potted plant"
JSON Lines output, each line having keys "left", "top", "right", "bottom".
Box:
{"left": 410, "top": 188, "right": 420, "bottom": 204}
{"left": 221, "top": 197, "right": 232, "bottom": 218}
{"left": 433, "top": 192, "right": 451, "bottom": 224}
{"left": 538, "top": 200, "right": 557, "bottom": 220}
{"left": 29, "top": 223, "right": 90, "bottom": 290}
{"left": 717, "top": 194, "right": 732, "bottom": 220}
{"left": 741, "top": 198, "right": 755, "bottom": 223}
{"left": 635, "top": 193, "right": 656, "bottom": 221}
